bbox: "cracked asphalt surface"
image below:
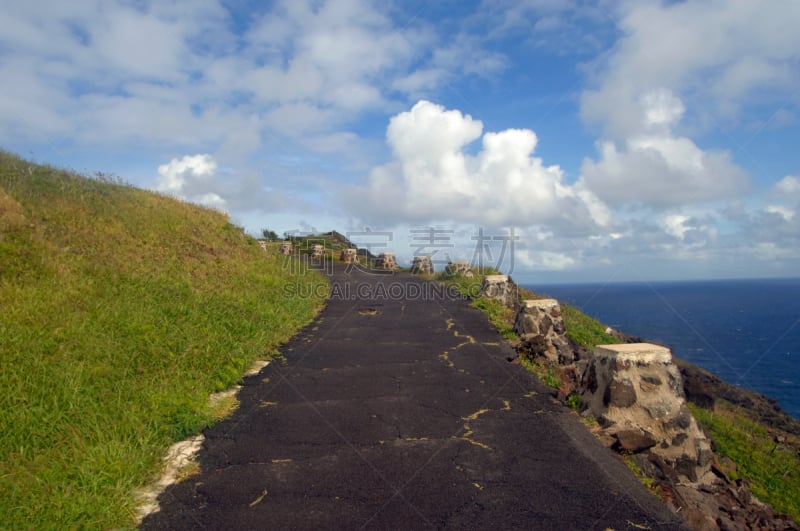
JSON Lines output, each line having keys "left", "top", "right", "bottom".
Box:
{"left": 141, "top": 264, "right": 687, "bottom": 530}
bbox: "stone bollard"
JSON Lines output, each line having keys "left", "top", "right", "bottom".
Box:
{"left": 411, "top": 256, "right": 433, "bottom": 275}
{"left": 581, "top": 343, "right": 713, "bottom": 483}
{"left": 279, "top": 241, "right": 293, "bottom": 255}
{"left": 479, "top": 274, "right": 517, "bottom": 308}
{"left": 340, "top": 248, "right": 359, "bottom": 264}
{"left": 514, "top": 299, "right": 571, "bottom": 363}
{"left": 373, "top": 252, "right": 398, "bottom": 270}
{"left": 310, "top": 244, "right": 325, "bottom": 259}
{"left": 446, "top": 260, "right": 471, "bottom": 276}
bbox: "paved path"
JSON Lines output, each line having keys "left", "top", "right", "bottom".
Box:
{"left": 141, "top": 266, "right": 687, "bottom": 530}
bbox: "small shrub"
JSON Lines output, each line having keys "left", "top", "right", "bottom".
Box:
{"left": 543, "top": 368, "right": 560, "bottom": 389}
{"left": 566, "top": 394, "right": 583, "bottom": 411}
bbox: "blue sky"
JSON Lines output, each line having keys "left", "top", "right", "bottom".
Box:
{"left": 1, "top": 0, "right": 798, "bottom": 283}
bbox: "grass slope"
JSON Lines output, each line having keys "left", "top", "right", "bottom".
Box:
{"left": 0, "top": 151, "right": 327, "bottom": 528}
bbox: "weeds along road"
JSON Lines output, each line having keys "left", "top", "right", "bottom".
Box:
{"left": 141, "top": 264, "right": 687, "bottom": 530}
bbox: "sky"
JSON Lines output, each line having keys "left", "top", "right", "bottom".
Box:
{"left": 1, "top": 0, "right": 798, "bottom": 283}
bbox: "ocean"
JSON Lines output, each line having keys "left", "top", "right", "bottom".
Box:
{"left": 526, "top": 278, "right": 800, "bottom": 420}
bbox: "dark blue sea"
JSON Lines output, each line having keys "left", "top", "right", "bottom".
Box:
{"left": 526, "top": 278, "right": 800, "bottom": 420}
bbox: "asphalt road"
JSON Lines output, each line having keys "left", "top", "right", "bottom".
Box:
{"left": 141, "top": 264, "right": 687, "bottom": 530}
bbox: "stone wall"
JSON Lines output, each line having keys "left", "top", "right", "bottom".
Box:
{"left": 479, "top": 275, "right": 517, "bottom": 308}
{"left": 411, "top": 255, "right": 433, "bottom": 275}
{"left": 446, "top": 260, "right": 472, "bottom": 276}
{"left": 514, "top": 299, "right": 572, "bottom": 364}
{"left": 373, "top": 252, "right": 399, "bottom": 270}
{"left": 310, "top": 244, "right": 324, "bottom": 259}
{"left": 581, "top": 343, "right": 713, "bottom": 483}
{"left": 340, "top": 248, "right": 358, "bottom": 263}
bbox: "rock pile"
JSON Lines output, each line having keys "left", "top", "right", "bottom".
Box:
{"left": 411, "top": 256, "right": 433, "bottom": 275}
{"left": 479, "top": 275, "right": 517, "bottom": 308}
{"left": 373, "top": 252, "right": 398, "bottom": 270}
{"left": 581, "top": 343, "right": 713, "bottom": 484}
{"left": 446, "top": 260, "right": 471, "bottom": 276}
{"left": 310, "top": 244, "right": 324, "bottom": 259}
{"left": 514, "top": 299, "right": 572, "bottom": 364}
{"left": 504, "top": 291, "right": 800, "bottom": 529}
{"left": 340, "top": 248, "right": 358, "bottom": 263}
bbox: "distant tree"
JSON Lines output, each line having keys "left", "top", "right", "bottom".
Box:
{"left": 261, "top": 228, "right": 280, "bottom": 241}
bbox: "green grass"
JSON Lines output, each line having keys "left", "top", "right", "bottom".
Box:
{"left": 0, "top": 151, "right": 327, "bottom": 529}
{"left": 438, "top": 268, "right": 617, "bottom": 349}
{"left": 560, "top": 304, "right": 619, "bottom": 349}
{"left": 435, "top": 267, "right": 492, "bottom": 298}
{"left": 436, "top": 267, "right": 517, "bottom": 339}
{"left": 471, "top": 297, "right": 517, "bottom": 340}
{"left": 519, "top": 356, "right": 560, "bottom": 388}
{"left": 689, "top": 401, "right": 800, "bottom": 521}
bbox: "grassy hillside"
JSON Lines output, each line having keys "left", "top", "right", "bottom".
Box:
{"left": 0, "top": 151, "right": 327, "bottom": 528}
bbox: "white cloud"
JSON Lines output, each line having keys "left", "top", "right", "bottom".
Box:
{"left": 775, "top": 176, "right": 800, "bottom": 196}
{"left": 0, "top": 0, "right": 483, "bottom": 151}
{"left": 662, "top": 214, "right": 691, "bottom": 240}
{"left": 640, "top": 88, "right": 685, "bottom": 130}
{"left": 582, "top": 0, "right": 800, "bottom": 136}
{"left": 577, "top": 1, "right": 799, "bottom": 211}
{"left": 516, "top": 249, "right": 576, "bottom": 271}
{"left": 348, "top": 101, "right": 611, "bottom": 230}
{"left": 156, "top": 154, "right": 225, "bottom": 208}
{"left": 765, "top": 205, "right": 795, "bottom": 222}
{"left": 581, "top": 88, "right": 749, "bottom": 208}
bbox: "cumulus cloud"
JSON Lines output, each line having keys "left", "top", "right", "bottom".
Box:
{"left": 347, "top": 100, "right": 611, "bottom": 230}
{"left": 157, "top": 154, "right": 227, "bottom": 209}
{"left": 755, "top": 176, "right": 800, "bottom": 238}
{"left": 581, "top": 0, "right": 800, "bottom": 136}
{"left": 581, "top": 88, "right": 749, "bottom": 208}
{"left": 575, "top": 1, "right": 800, "bottom": 210}
{"left": 775, "top": 176, "right": 800, "bottom": 196}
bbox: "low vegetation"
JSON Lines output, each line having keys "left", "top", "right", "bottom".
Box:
{"left": 437, "top": 267, "right": 516, "bottom": 339}
{"left": 689, "top": 401, "right": 800, "bottom": 521}
{"left": 0, "top": 151, "right": 327, "bottom": 528}
{"left": 559, "top": 304, "right": 619, "bottom": 349}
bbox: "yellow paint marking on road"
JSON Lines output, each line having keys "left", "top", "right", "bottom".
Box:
{"left": 271, "top": 459, "right": 292, "bottom": 463}
{"left": 249, "top": 488, "right": 268, "bottom": 507}
{"left": 453, "top": 330, "right": 476, "bottom": 344}
{"left": 439, "top": 351, "right": 455, "bottom": 368}
{"left": 258, "top": 401, "right": 278, "bottom": 408}
{"left": 463, "top": 408, "right": 491, "bottom": 421}
{"left": 459, "top": 424, "right": 492, "bottom": 450}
